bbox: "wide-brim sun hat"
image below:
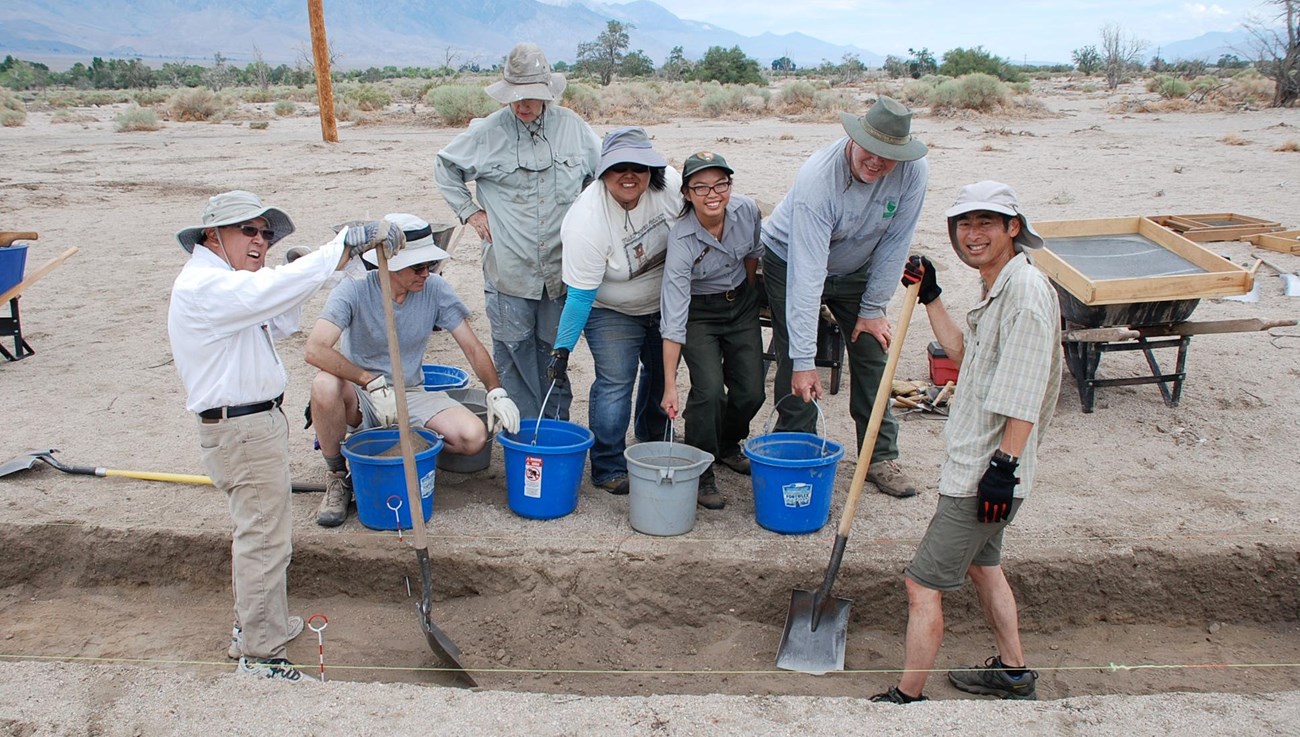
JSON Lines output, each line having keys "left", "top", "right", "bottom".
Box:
{"left": 175, "top": 190, "right": 295, "bottom": 253}
{"left": 839, "top": 95, "right": 928, "bottom": 163}
{"left": 681, "top": 150, "right": 735, "bottom": 181}
{"left": 361, "top": 213, "right": 453, "bottom": 271}
{"left": 485, "top": 42, "right": 567, "bottom": 103}
{"left": 944, "top": 180, "right": 1044, "bottom": 253}
{"left": 596, "top": 126, "right": 667, "bottom": 178}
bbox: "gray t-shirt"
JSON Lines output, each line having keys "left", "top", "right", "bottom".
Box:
{"left": 320, "top": 272, "right": 471, "bottom": 389}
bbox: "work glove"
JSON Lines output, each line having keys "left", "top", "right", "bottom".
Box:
{"left": 902, "top": 255, "right": 942, "bottom": 305}
{"left": 547, "top": 348, "right": 570, "bottom": 385}
{"left": 340, "top": 219, "right": 406, "bottom": 259}
{"left": 976, "top": 454, "right": 1019, "bottom": 523}
{"left": 364, "top": 375, "right": 400, "bottom": 427}
{"left": 485, "top": 387, "right": 520, "bottom": 435}
{"left": 283, "top": 245, "right": 313, "bottom": 264}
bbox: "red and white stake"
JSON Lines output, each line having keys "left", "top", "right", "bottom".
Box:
{"left": 306, "top": 613, "right": 329, "bottom": 682}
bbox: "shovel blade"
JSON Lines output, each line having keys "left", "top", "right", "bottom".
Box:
{"left": 420, "top": 610, "right": 478, "bottom": 688}
{"left": 775, "top": 588, "right": 851, "bottom": 675}
{"left": 0, "top": 449, "right": 54, "bottom": 478}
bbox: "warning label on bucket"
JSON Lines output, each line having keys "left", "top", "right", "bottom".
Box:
{"left": 420, "top": 469, "right": 436, "bottom": 499}
{"left": 524, "top": 457, "right": 543, "bottom": 498}
{"left": 782, "top": 482, "right": 813, "bottom": 508}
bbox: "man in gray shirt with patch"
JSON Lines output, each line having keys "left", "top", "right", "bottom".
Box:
{"left": 760, "top": 96, "right": 928, "bottom": 498}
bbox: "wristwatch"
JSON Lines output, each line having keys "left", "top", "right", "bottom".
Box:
{"left": 992, "top": 449, "right": 1019, "bottom": 465}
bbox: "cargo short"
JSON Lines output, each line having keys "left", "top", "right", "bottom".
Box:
{"left": 904, "top": 494, "right": 1024, "bottom": 592}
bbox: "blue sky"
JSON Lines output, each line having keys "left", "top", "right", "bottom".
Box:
{"left": 638, "top": 0, "right": 1272, "bottom": 62}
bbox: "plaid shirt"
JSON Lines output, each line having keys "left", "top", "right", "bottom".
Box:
{"left": 939, "top": 254, "right": 1062, "bottom": 498}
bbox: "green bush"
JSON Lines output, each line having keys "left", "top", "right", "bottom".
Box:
{"left": 426, "top": 84, "right": 497, "bottom": 126}
{"left": 931, "top": 73, "right": 1009, "bottom": 111}
{"left": 561, "top": 82, "right": 602, "bottom": 119}
{"left": 242, "top": 88, "right": 275, "bottom": 103}
{"left": 114, "top": 104, "right": 160, "bottom": 132}
{"left": 132, "top": 90, "right": 169, "bottom": 105}
{"left": 0, "top": 90, "right": 26, "bottom": 126}
{"left": 345, "top": 83, "right": 391, "bottom": 111}
{"left": 170, "top": 87, "right": 225, "bottom": 121}
{"left": 79, "top": 91, "right": 119, "bottom": 106}
{"left": 1148, "top": 75, "right": 1190, "bottom": 99}
{"left": 701, "top": 87, "right": 745, "bottom": 117}
{"left": 273, "top": 99, "right": 297, "bottom": 116}
{"left": 50, "top": 109, "right": 96, "bottom": 124}
{"left": 900, "top": 78, "right": 937, "bottom": 104}
{"left": 779, "top": 80, "right": 817, "bottom": 111}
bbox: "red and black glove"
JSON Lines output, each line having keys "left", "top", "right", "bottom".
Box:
{"left": 902, "top": 255, "right": 942, "bottom": 305}
{"left": 976, "top": 454, "right": 1019, "bottom": 523}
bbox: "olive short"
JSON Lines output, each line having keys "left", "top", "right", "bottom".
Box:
{"left": 904, "top": 494, "right": 1024, "bottom": 592}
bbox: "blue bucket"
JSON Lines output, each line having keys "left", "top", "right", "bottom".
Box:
{"left": 422, "top": 364, "right": 470, "bottom": 392}
{"left": 497, "top": 419, "right": 594, "bottom": 520}
{"left": 341, "top": 427, "right": 444, "bottom": 531}
{"left": 744, "top": 432, "right": 844, "bottom": 534}
{"left": 0, "top": 244, "right": 28, "bottom": 295}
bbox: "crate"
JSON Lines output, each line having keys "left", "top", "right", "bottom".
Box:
{"left": 927, "top": 341, "right": 959, "bottom": 386}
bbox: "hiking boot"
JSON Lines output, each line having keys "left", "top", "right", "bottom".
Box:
{"left": 697, "top": 477, "right": 725, "bottom": 510}
{"left": 316, "top": 470, "right": 352, "bottom": 527}
{"left": 870, "top": 686, "right": 928, "bottom": 704}
{"left": 596, "top": 476, "right": 629, "bottom": 495}
{"left": 237, "top": 656, "right": 317, "bottom": 682}
{"left": 868, "top": 460, "right": 918, "bottom": 498}
{"left": 948, "top": 656, "right": 1038, "bottom": 700}
{"left": 229, "top": 616, "right": 304, "bottom": 659}
{"left": 717, "top": 452, "right": 751, "bottom": 475}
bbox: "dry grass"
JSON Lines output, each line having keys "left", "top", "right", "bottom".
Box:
{"left": 1275, "top": 139, "right": 1299, "bottom": 152}
{"left": 0, "top": 90, "right": 27, "bottom": 127}
{"left": 1221, "top": 133, "right": 1250, "bottom": 146}
{"left": 50, "top": 110, "right": 97, "bottom": 124}
{"left": 114, "top": 104, "right": 161, "bottom": 132}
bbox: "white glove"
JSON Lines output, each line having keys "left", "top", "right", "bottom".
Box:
{"left": 485, "top": 387, "right": 520, "bottom": 435}
{"left": 364, "top": 375, "right": 400, "bottom": 427}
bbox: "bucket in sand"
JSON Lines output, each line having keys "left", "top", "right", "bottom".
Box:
{"left": 498, "top": 419, "right": 593, "bottom": 520}
{"left": 342, "top": 427, "right": 443, "bottom": 530}
{"left": 625, "top": 442, "right": 713, "bottom": 536}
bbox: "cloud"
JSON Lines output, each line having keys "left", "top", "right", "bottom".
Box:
{"left": 1182, "top": 3, "right": 1232, "bottom": 16}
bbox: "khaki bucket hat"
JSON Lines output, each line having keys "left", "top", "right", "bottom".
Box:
{"left": 945, "top": 180, "right": 1044, "bottom": 253}
{"left": 175, "top": 190, "right": 294, "bottom": 253}
{"left": 839, "top": 96, "right": 928, "bottom": 162}
{"left": 485, "top": 43, "right": 567, "bottom": 103}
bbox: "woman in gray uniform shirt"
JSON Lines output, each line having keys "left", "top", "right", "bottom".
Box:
{"left": 660, "top": 151, "right": 766, "bottom": 510}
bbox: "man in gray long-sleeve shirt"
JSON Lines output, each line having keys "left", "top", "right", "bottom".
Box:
{"left": 435, "top": 43, "right": 601, "bottom": 421}
{"left": 760, "top": 96, "right": 928, "bottom": 498}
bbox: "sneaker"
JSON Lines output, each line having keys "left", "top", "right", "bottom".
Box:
{"left": 696, "top": 477, "right": 725, "bottom": 510}
{"left": 237, "top": 656, "right": 317, "bottom": 682}
{"left": 868, "top": 460, "right": 918, "bottom": 498}
{"left": 948, "top": 656, "right": 1038, "bottom": 700}
{"left": 229, "top": 616, "right": 305, "bottom": 659}
{"left": 870, "top": 686, "right": 928, "bottom": 704}
{"left": 717, "top": 452, "right": 751, "bottom": 475}
{"left": 316, "top": 470, "right": 352, "bottom": 527}
{"left": 596, "top": 476, "right": 630, "bottom": 495}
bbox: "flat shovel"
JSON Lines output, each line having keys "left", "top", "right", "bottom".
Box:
{"left": 776, "top": 276, "right": 922, "bottom": 675}
{"left": 373, "top": 240, "right": 477, "bottom": 688}
{"left": 0, "top": 448, "right": 324, "bottom": 493}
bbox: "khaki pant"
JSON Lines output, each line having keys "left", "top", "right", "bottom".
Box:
{"left": 198, "top": 408, "right": 293, "bottom": 659}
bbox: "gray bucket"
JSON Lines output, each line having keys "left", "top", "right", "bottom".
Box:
{"left": 624, "top": 442, "right": 713, "bottom": 536}
{"left": 437, "top": 388, "right": 493, "bottom": 473}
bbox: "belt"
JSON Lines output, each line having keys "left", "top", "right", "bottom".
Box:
{"left": 199, "top": 394, "right": 284, "bottom": 423}
{"left": 695, "top": 281, "right": 747, "bottom": 304}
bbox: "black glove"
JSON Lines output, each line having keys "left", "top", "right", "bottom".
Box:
{"left": 976, "top": 454, "right": 1019, "bottom": 523}
{"left": 902, "top": 255, "right": 942, "bottom": 305}
{"left": 547, "top": 348, "right": 570, "bottom": 384}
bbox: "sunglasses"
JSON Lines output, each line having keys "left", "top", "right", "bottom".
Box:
{"left": 229, "top": 224, "right": 275, "bottom": 241}
{"left": 607, "top": 163, "right": 650, "bottom": 174}
{"left": 688, "top": 180, "right": 732, "bottom": 197}
{"left": 408, "top": 262, "right": 437, "bottom": 275}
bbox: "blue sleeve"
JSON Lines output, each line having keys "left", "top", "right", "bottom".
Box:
{"left": 554, "top": 286, "right": 597, "bottom": 351}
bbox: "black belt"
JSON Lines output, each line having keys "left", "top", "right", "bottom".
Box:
{"left": 199, "top": 394, "right": 284, "bottom": 422}
{"left": 695, "top": 281, "right": 747, "bottom": 303}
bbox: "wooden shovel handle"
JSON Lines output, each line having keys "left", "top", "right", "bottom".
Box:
{"left": 374, "top": 243, "right": 430, "bottom": 552}
{"left": 0, "top": 232, "right": 39, "bottom": 247}
{"left": 836, "top": 278, "right": 922, "bottom": 536}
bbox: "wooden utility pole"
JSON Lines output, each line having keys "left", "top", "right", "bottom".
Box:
{"left": 307, "top": 0, "right": 338, "bottom": 143}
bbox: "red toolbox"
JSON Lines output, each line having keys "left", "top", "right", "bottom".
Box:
{"left": 927, "top": 341, "right": 959, "bottom": 386}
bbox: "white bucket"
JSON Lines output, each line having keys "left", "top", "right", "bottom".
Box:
{"left": 624, "top": 442, "right": 713, "bottom": 536}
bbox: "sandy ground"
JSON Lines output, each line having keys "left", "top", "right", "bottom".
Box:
{"left": 1, "top": 81, "right": 1299, "bottom": 734}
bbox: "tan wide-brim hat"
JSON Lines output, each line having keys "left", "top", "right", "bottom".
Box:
{"left": 945, "top": 180, "right": 1044, "bottom": 253}
{"left": 175, "top": 190, "right": 294, "bottom": 253}
{"left": 485, "top": 42, "right": 568, "bottom": 103}
{"left": 839, "top": 95, "right": 928, "bottom": 162}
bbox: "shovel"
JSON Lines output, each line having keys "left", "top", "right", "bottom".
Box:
{"left": 776, "top": 276, "right": 922, "bottom": 675}
{"left": 373, "top": 240, "right": 477, "bottom": 688}
{"left": 0, "top": 448, "right": 324, "bottom": 493}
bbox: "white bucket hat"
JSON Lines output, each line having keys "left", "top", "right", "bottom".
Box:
{"left": 485, "top": 43, "right": 567, "bottom": 103}
{"left": 944, "top": 181, "right": 1044, "bottom": 253}
{"left": 361, "top": 213, "right": 452, "bottom": 271}
{"left": 175, "top": 190, "right": 294, "bottom": 253}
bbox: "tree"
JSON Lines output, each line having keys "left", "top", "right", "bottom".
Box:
{"left": 661, "top": 45, "right": 691, "bottom": 81}
{"left": 248, "top": 46, "right": 271, "bottom": 91}
{"left": 205, "top": 52, "right": 232, "bottom": 91}
{"left": 576, "top": 20, "right": 631, "bottom": 86}
{"left": 771, "top": 56, "right": 795, "bottom": 73}
{"left": 1216, "top": 53, "right": 1248, "bottom": 69}
{"left": 1243, "top": 0, "right": 1299, "bottom": 106}
{"left": 1099, "top": 23, "right": 1149, "bottom": 90}
{"left": 621, "top": 49, "right": 655, "bottom": 78}
{"left": 1072, "top": 45, "right": 1101, "bottom": 76}
{"left": 837, "top": 53, "right": 865, "bottom": 85}
{"left": 908, "top": 47, "right": 938, "bottom": 77}
{"left": 939, "top": 46, "right": 1020, "bottom": 81}
{"left": 882, "top": 54, "right": 909, "bottom": 79}
{"left": 689, "top": 45, "right": 765, "bottom": 85}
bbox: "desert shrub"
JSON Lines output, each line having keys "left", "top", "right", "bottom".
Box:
{"left": 813, "top": 89, "right": 855, "bottom": 113}
{"left": 900, "top": 78, "right": 936, "bottom": 104}
{"left": 779, "top": 80, "right": 817, "bottom": 112}
{"left": 930, "top": 73, "right": 1008, "bottom": 112}
{"left": 701, "top": 87, "right": 745, "bottom": 117}
{"left": 333, "top": 99, "right": 354, "bottom": 122}
{"left": 561, "top": 82, "right": 602, "bottom": 119}
{"left": 132, "top": 90, "right": 169, "bottom": 105}
{"left": 427, "top": 84, "right": 497, "bottom": 126}
{"left": 1275, "top": 140, "right": 1299, "bottom": 152}
{"left": 170, "top": 87, "right": 225, "bottom": 121}
{"left": 114, "top": 104, "right": 160, "bottom": 132}
{"left": 1148, "top": 75, "right": 1190, "bottom": 99}
{"left": 38, "top": 91, "right": 77, "bottom": 108}
{"left": 1190, "top": 75, "right": 1221, "bottom": 94}
{"left": 249, "top": 121, "right": 269, "bottom": 130}
{"left": 601, "top": 81, "right": 665, "bottom": 116}
{"left": 50, "top": 110, "right": 96, "bottom": 124}
{"left": 344, "top": 83, "right": 391, "bottom": 112}
{"left": 1011, "top": 81, "right": 1032, "bottom": 95}
{"left": 0, "top": 90, "right": 26, "bottom": 126}
{"left": 1218, "top": 69, "right": 1274, "bottom": 103}
{"left": 242, "top": 88, "right": 275, "bottom": 103}
{"left": 79, "top": 91, "right": 118, "bottom": 106}
{"left": 1221, "top": 133, "right": 1249, "bottom": 145}
{"left": 273, "top": 99, "right": 296, "bottom": 116}
{"left": 1081, "top": 83, "right": 1098, "bottom": 93}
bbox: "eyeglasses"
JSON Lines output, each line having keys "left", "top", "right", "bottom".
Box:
{"left": 408, "top": 262, "right": 437, "bottom": 275}
{"left": 607, "top": 163, "right": 650, "bottom": 174}
{"left": 229, "top": 224, "right": 275, "bottom": 241}
{"left": 688, "top": 180, "right": 732, "bottom": 197}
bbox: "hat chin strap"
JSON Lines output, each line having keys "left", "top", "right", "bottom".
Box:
{"left": 212, "top": 228, "right": 236, "bottom": 271}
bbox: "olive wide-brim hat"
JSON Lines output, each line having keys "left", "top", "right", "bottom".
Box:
{"left": 839, "top": 95, "right": 928, "bottom": 162}
{"left": 485, "top": 43, "right": 567, "bottom": 103}
{"left": 175, "top": 190, "right": 295, "bottom": 253}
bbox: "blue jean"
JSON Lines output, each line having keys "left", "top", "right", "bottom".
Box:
{"left": 583, "top": 307, "right": 669, "bottom": 485}
{"left": 485, "top": 284, "right": 571, "bottom": 421}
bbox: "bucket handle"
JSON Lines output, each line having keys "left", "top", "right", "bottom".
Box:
{"left": 759, "top": 394, "right": 829, "bottom": 457}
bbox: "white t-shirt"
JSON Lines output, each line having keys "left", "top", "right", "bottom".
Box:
{"left": 560, "top": 167, "right": 682, "bottom": 316}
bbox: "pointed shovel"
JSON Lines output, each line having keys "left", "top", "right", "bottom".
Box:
{"left": 373, "top": 239, "right": 477, "bottom": 688}
{"left": 776, "top": 275, "right": 922, "bottom": 675}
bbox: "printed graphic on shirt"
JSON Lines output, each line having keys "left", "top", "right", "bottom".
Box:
{"left": 883, "top": 200, "right": 898, "bottom": 219}
{"left": 622, "top": 214, "right": 670, "bottom": 279}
